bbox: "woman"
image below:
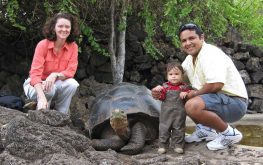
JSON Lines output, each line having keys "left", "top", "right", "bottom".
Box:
{"left": 23, "top": 12, "right": 80, "bottom": 114}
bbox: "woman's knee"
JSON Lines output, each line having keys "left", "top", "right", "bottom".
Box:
{"left": 64, "top": 78, "right": 79, "bottom": 90}
{"left": 45, "top": 87, "right": 56, "bottom": 99}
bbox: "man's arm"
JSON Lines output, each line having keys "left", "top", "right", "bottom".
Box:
{"left": 187, "top": 82, "right": 224, "bottom": 98}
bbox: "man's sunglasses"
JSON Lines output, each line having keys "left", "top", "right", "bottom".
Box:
{"left": 178, "top": 23, "right": 203, "bottom": 37}
{"left": 179, "top": 23, "right": 198, "bottom": 32}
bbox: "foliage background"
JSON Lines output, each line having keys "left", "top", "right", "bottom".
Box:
{"left": 0, "top": 0, "right": 262, "bottom": 59}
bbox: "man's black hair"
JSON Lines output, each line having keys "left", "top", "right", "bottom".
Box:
{"left": 178, "top": 23, "right": 203, "bottom": 37}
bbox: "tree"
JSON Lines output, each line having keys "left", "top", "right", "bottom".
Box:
{"left": 160, "top": 0, "right": 263, "bottom": 47}
{"left": 1, "top": 0, "right": 262, "bottom": 84}
{"left": 109, "top": 0, "right": 129, "bottom": 84}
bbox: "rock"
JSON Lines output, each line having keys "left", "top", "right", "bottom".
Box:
{"left": 2, "top": 115, "right": 91, "bottom": 161}
{"left": 84, "top": 150, "right": 123, "bottom": 165}
{"left": 252, "top": 47, "right": 263, "bottom": 58}
{"left": 27, "top": 109, "right": 71, "bottom": 127}
{"left": 0, "top": 106, "right": 26, "bottom": 125}
{"left": 76, "top": 68, "right": 88, "bottom": 80}
{"left": 251, "top": 71, "right": 263, "bottom": 83}
{"left": 233, "top": 59, "right": 246, "bottom": 70}
{"left": 246, "top": 57, "right": 262, "bottom": 72}
{"left": 239, "top": 70, "right": 251, "bottom": 84}
{"left": 249, "top": 98, "right": 263, "bottom": 113}
{"left": 0, "top": 106, "right": 263, "bottom": 164}
{"left": 233, "top": 52, "right": 250, "bottom": 61}
{"left": 130, "top": 70, "right": 141, "bottom": 82}
{"left": 0, "top": 151, "right": 31, "bottom": 165}
{"left": 35, "top": 153, "right": 93, "bottom": 165}
{"left": 247, "top": 84, "right": 263, "bottom": 99}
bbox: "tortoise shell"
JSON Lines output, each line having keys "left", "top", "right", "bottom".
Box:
{"left": 88, "top": 82, "right": 161, "bottom": 139}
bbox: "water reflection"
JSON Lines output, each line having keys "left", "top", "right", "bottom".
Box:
{"left": 236, "top": 125, "right": 263, "bottom": 147}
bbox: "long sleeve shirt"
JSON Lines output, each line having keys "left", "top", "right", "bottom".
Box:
{"left": 29, "top": 39, "right": 78, "bottom": 86}
{"left": 159, "top": 82, "right": 191, "bottom": 101}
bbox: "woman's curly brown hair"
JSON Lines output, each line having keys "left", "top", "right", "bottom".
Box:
{"left": 42, "top": 12, "right": 80, "bottom": 43}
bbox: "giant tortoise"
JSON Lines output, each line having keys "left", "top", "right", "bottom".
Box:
{"left": 88, "top": 82, "right": 161, "bottom": 155}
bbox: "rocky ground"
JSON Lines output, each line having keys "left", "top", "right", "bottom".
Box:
{"left": 0, "top": 106, "right": 263, "bottom": 165}
{"left": 124, "top": 140, "right": 263, "bottom": 165}
{"left": 1, "top": 79, "right": 262, "bottom": 164}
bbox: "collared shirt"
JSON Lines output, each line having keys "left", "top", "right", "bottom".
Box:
{"left": 182, "top": 42, "right": 248, "bottom": 99}
{"left": 159, "top": 82, "right": 191, "bottom": 100}
{"left": 29, "top": 39, "right": 78, "bottom": 86}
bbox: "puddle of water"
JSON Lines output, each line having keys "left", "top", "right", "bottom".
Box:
{"left": 186, "top": 125, "right": 263, "bottom": 147}
{"left": 235, "top": 125, "right": 263, "bottom": 147}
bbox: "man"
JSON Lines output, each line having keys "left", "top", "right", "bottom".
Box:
{"left": 179, "top": 23, "right": 248, "bottom": 150}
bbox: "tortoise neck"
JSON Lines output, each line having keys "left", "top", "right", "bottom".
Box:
{"left": 116, "top": 128, "right": 131, "bottom": 141}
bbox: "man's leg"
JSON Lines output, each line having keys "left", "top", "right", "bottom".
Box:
{"left": 185, "top": 96, "right": 227, "bottom": 132}
{"left": 184, "top": 96, "right": 218, "bottom": 143}
{"left": 185, "top": 95, "right": 245, "bottom": 150}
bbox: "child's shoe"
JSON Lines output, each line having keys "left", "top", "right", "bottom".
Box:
{"left": 174, "top": 147, "right": 184, "bottom": 154}
{"left": 157, "top": 142, "right": 167, "bottom": 154}
{"left": 157, "top": 147, "right": 166, "bottom": 154}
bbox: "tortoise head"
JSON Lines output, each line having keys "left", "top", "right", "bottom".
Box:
{"left": 110, "top": 109, "right": 129, "bottom": 135}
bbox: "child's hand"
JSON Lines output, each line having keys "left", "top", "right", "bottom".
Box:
{"left": 152, "top": 85, "right": 163, "bottom": 92}
{"left": 151, "top": 85, "right": 163, "bottom": 99}
{"left": 180, "top": 91, "right": 188, "bottom": 99}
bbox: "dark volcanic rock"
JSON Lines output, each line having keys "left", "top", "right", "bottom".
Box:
{"left": 0, "top": 99, "right": 263, "bottom": 164}
{"left": 27, "top": 109, "right": 71, "bottom": 127}
{"left": 3, "top": 114, "right": 91, "bottom": 161}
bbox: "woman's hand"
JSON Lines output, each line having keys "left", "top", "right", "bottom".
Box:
{"left": 42, "top": 73, "right": 58, "bottom": 92}
{"left": 34, "top": 83, "right": 49, "bottom": 110}
{"left": 37, "top": 96, "right": 48, "bottom": 110}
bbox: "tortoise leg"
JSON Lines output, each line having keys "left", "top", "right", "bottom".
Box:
{"left": 91, "top": 135, "right": 126, "bottom": 151}
{"left": 120, "top": 122, "right": 146, "bottom": 155}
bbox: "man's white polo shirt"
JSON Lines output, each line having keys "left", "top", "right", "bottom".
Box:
{"left": 182, "top": 42, "right": 248, "bottom": 99}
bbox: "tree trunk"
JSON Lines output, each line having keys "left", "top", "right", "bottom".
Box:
{"left": 109, "top": 0, "right": 127, "bottom": 85}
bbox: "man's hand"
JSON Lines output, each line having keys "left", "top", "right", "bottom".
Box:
{"left": 187, "top": 90, "right": 198, "bottom": 99}
{"left": 180, "top": 91, "right": 188, "bottom": 99}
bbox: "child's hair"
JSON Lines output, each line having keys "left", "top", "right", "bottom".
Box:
{"left": 166, "top": 62, "right": 184, "bottom": 74}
